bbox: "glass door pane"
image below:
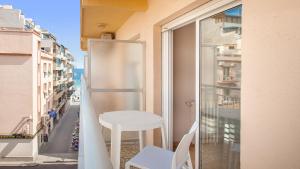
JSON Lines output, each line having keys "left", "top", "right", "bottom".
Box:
{"left": 200, "top": 5, "right": 242, "bottom": 169}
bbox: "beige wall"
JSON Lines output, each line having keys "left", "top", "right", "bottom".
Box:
{"left": 173, "top": 23, "right": 196, "bottom": 142}
{"left": 116, "top": 0, "right": 204, "bottom": 113}
{"left": 116, "top": 0, "right": 210, "bottom": 145}
{"left": 242, "top": 0, "right": 300, "bottom": 169}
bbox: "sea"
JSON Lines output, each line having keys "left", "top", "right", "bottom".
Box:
{"left": 73, "top": 68, "right": 84, "bottom": 90}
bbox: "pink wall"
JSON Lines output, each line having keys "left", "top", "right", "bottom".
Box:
{"left": 0, "top": 31, "right": 34, "bottom": 134}
{"left": 0, "top": 31, "right": 33, "bottom": 54}
{"left": 0, "top": 30, "right": 40, "bottom": 158}
{"left": 242, "top": 0, "right": 300, "bottom": 168}
{"left": 0, "top": 54, "right": 33, "bottom": 134}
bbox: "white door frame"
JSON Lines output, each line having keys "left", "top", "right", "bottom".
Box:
{"left": 162, "top": 30, "right": 173, "bottom": 150}
{"left": 161, "top": 0, "right": 241, "bottom": 168}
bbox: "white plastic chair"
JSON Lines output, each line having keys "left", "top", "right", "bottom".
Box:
{"left": 125, "top": 122, "right": 199, "bottom": 169}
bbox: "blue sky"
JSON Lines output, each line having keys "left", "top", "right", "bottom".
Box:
{"left": 225, "top": 5, "right": 242, "bottom": 16}
{"left": 0, "top": 0, "right": 85, "bottom": 68}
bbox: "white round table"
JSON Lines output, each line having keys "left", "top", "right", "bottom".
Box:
{"left": 99, "top": 110, "right": 166, "bottom": 169}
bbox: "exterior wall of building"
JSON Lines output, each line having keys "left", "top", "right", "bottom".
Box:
{"left": 116, "top": 0, "right": 209, "bottom": 145}
{"left": 0, "top": 139, "right": 33, "bottom": 158}
{"left": 40, "top": 52, "right": 54, "bottom": 117}
{"left": 52, "top": 47, "right": 74, "bottom": 119}
{"left": 242, "top": 0, "right": 300, "bottom": 169}
{"left": 66, "top": 51, "right": 74, "bottom": 99}
{"left": 53, "top": 47, "right": 67, "bottom": 118}
{"left": 116, "top": 0, "right": 204, "bottom": 113}
{"left": 0, "top": 31, "right": 34, "bottom": 135}
{"left": 0, "top": 30, "right": 40, "bottom": 158}
{"left": 31, "top": 33, "right": 40, "bottom": 159}
{"left": 0, "top": 31, "right": 33, "bottom": 54}
{"left": 0, "top": 6, "right": 25, "bottom": 29}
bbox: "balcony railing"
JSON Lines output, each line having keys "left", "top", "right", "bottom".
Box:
{"left": 78, "top": 76, "right": 112, "bottom": 169}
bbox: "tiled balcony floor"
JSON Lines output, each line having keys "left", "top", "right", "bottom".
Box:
{"left": 107, "top": 142, "right": 239, "bottom": 169}
{"left": 107, "top": 142, "right": 195, "bottom": 169}
{"left": 106, "top": 142, "right": 139, "bottom": 169}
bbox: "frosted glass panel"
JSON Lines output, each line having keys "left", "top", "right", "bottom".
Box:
{"left": 89, "top": 41, "right": 144, "bottom": 89}
{"left": 88, "top": 40, "right": 145, "bottom": 142}
{"left": 91, "top": 92, "right": 142, "bottom": 115}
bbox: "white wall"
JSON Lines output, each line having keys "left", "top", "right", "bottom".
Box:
{"left": 0, "top": 139, "right": 33, "bottom": 158}
{"left": 31, "top": 34, "right": 40, "bottom": 159}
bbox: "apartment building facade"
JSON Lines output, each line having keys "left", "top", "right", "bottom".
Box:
{"left": 53, "top": 45, "right": 74, "bottom": 119}
{"left": 0, "top": 5, "right": 74, "bottom": 159}
{"left": 0, "top": 6, "right": 41, "bottom": 158}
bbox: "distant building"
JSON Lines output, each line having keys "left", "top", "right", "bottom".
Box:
{"left": 52, "top": 44, "right": 74, "bottom": 118}
{"left": 0, "top": 5, "right": 74, "bottom": 160}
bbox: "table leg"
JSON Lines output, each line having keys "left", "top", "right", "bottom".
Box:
{"left": 111, "top": 126, "right": 121, "bottom": 169}
{"left": 138, "top": 130, "right": 144, "bottom": 151}
{"left": 160, "top": 123, "right": 167, "bottom": 149}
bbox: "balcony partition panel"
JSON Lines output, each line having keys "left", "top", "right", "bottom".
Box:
{"left": 88, "top": 39, "right": 145, "bottom": 141}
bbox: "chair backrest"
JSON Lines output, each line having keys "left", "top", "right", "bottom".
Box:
{"left": 172, "top": 122, "right": 199, "bottom": 169}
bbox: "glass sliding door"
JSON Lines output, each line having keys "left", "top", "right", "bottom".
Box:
{"left": 200, "top": 5, "right": 242, "bottom": 169}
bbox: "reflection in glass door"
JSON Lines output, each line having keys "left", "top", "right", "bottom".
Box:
{"left": 200, "top": 6, "right": 242, "bottom": 169}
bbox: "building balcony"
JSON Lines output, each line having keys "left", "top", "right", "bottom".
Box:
{"left": 53, "top": 79, "right": 62, "bottom": 86}
{"left": 54, "top": 63, "right": 63, "bottom": 70}
{"left": 68, "top": 77, "right": 73, "bottom": 82}
{"left": 41, "top": 50, "right": 53, "bottom": 59}
{"left": 54, "top": 89, "right": 64, "bottom": 100}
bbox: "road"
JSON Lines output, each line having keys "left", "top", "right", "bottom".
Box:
{"left": 40, "top": 104, "right": 79, "bottom": 154}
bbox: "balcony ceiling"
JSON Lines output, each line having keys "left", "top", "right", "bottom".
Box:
{"left": 80, "top": 0, "right": 148, "bottom": 50}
